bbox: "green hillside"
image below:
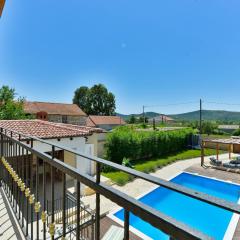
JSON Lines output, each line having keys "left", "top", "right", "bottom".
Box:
{"left": 117, "top": 112, "right": 159, "bottom": 120}
{"left": 171, "top": 110, "right": 240, "bottom": 122}
{"left": 118, "top": 110, "right": 240, "bottom": 122}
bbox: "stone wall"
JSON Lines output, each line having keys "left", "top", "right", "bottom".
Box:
{"left": 47, "top": 115, "right": 87, "bottom": 125}
{"left": 48, "top": 115, "right": 62, "bottom": 123}
{"left": 67, "top": 116, "right": 87, "bottom": 125}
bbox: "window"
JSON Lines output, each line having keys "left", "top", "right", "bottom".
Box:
{"left": 62, "top": 115, "right": 68, "bottom": 123}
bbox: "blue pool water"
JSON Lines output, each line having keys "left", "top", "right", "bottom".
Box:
{"left": 114, "top": 172, "right": 240, "bottom": 240}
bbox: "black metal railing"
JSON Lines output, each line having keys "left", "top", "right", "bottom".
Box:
{"left": 46, "top": 192, "right": 95, "bottom": 239}
{"left": 1, "top": 127, "right": 240, "bottom": 240}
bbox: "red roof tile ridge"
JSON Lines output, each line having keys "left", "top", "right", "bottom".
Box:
{"left": 35, "top": 120, "right": 89, "bottom": 135}
{"left": 25, "top": 100, "right": 77, "bottom": 105}
{"left": 0, "top": 119, "right": 92, "bottom": 139}
{"left": 52, "top": 121, "right": 104, "bottom": 133}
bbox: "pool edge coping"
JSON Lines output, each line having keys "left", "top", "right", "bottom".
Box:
{"left": 185, "top": 171, "right": 240, "bottom": 240}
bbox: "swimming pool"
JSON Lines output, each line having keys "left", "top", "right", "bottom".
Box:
{"left": 112, "top": 172, "right": 240, "bottom": 240}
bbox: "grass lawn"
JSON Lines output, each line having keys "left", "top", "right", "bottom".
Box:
{"left": 202, "top": 134, "right": 230, "bottom": 139}
{"left": 102, "top": 148, "right": 223, "bottom": 186}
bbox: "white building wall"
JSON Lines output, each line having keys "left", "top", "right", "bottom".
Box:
{"left": 32, "top": 137, "right": 86, "bottom": 153}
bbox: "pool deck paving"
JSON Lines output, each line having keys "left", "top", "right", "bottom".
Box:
{"left": 82, "top": 153, "right": 240, "bottom": 239}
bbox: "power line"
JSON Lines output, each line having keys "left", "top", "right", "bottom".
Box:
{"left": 204, "top": 101, "right": 240, "bottom": 106}
{"left": 143, "top": 101, "right": 199, "bottom": 109}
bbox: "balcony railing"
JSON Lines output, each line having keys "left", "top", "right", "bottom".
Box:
{"left": 0, "top": 127, "right": 240, "bottom": 240}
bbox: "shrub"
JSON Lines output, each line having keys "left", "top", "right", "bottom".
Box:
{"left": 202, "top": 121, "right": 217, "bottom": 135}
{"left": 105, "top": 126, "right": 194, "bottom": 165}
{"left": 233, "top": 129, "right": 240, "bottom": 136}
{"left": 122, "top": 157, "right": 134, "bottom": 168}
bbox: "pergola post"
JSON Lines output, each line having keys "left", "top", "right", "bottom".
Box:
{"left": 201, "top": 140, "right": 205, "bottom": 166}
{"left": 229, "top": 144, "right": 232, "bottom": 160}
{"left": 216, "top": 143, "right": 219, "bottom": 160}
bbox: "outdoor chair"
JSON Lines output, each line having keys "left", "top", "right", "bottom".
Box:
{"left": 223, "top": 163, "right": 236, "bottom": 168}
{"left": 223, "top": 162, "right": 238, "bottom": 168}
{"left": 209, "top": 157, "right": 222, "bottom": 166}
{"left": 229, "top": 159, "right": 240, "bottom": 165}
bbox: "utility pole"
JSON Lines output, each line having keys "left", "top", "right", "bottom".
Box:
{"left": 200, "top": 99, "right": 204, "bottom": 166}
{"left": 143, "top": 105, "right": 145, "bottom": 124}
{"left": 200, "top": 99, "right": 202, "bottom": 135}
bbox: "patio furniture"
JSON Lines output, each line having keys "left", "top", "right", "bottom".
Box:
{"left": 223, "top": 163, "right": 240, "bottom": 169}
{"left": 229, "top": 159, "right": 240, "bottom": 164}
{"left": 209, "top": 157, "right": 222, "bottom": 166}
{"left": 102, "top": 225, "right": 124, "bottom": 240}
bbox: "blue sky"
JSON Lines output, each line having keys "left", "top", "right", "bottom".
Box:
{"left": 1, "top": 0, "right": 240, "bottom": 114}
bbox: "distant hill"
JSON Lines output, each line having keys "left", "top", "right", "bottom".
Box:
{"left": 170, "top": 110, "right": 240, "bottom": 122}
{"left": 116, "top": 112, "right": 159, "bottom": 120}
{"left": 117, "top": 110, "right": 240, "bottom": 122}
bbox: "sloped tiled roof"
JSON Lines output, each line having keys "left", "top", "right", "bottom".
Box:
{"left": 0, "top": 120, "right": 103, "bottom": 139}
{"left": 86, "top": 117, "right": 97, "bottom": 127}
{"left": 88, "top": 115, "right": 126, "bottom": 126}
{"left": 24, "top": 101, "right": 87, "bottom": 116}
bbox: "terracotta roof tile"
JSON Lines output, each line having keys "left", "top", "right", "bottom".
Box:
{"left": 88, "top": 115, "right": 126, "bottom": 125}
{"left": 24, "top": 101, "right": 86, "bottom": 116}
{"left": 0, "top": 120, "right": 103, "bottom": 139}
{"left": 86, "top": 117, "right": 97, "bottom": 127}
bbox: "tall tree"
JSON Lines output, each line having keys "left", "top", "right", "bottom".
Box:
{"left": 73, "top": 86, "right": 90, "bottom": 114}
{"left": 0, "top": 85, "right": 15, "bottom": 103}
{"left": 73, "top": 84, "right": 116, "bottom": 115}
{"left": 0, "top": 85, "right": 27, "bottom": 120}
{"left": 129, "top": 115, "right": 136, "bottom": 124}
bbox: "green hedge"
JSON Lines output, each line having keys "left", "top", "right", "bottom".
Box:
{"left": 105, "top": 126, "right": 194, "bottom": 165}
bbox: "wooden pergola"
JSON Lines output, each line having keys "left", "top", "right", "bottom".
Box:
{"left": 201, "top": 137, "right": 240, "bottom": 166}
{"left": 0, "top": 0, "right": 5, "bottom": 17}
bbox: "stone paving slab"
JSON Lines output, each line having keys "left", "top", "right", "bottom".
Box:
{"left": 0, "top": 188, "right": 24, "bottom": 240}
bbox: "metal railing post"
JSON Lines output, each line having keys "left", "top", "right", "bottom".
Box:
{"left": 30, "top": 138, "right": 34, "bottom": 240}
{"left": 43, "top": 160, "right": 46, "bottom": 240}
{"left": 51, "top": 145, "right": 55, "bottom": 240}
{"left": 0, "top": 128, "right": 3, "bottom": 186}
{"left": 21, "top": 147, "right": 25, "bottom": 228}
{"left": 76, "top": 181, "right": 81, "bottom": 239}
{"left": 36, "top": 155, "right": 39, "bottom": 240}
{"left": 95, "top": 162, "right": 101, "bottom": 240}
{"left": 124, "top": 210, "right": 129, "bottom": 240}
{"left": 62, "top": 171, "right": 66, "bottom": 238}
